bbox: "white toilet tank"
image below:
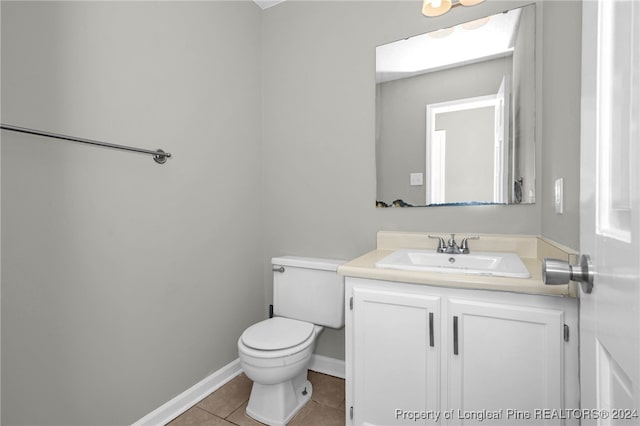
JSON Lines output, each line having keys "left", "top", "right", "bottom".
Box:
{"left": 272, "top": 256, "right": 346, "bottom": 329}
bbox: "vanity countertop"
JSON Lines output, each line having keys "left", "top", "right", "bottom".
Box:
{"left": 337, "top": 232, "right": 578, "bottom": 298}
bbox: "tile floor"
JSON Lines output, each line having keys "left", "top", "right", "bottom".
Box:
{"left": 167, "top": 371, "right": 346, "bottom": 426}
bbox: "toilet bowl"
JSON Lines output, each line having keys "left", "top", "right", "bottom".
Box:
{"left": 238, "top": 256, "right": 345, "bottom": 426}
{"left": 238, "top": 317, "right": 323, "bottom": 425}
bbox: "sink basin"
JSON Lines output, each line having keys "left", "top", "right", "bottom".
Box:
{"left": 375, "top": 249, "right": 530, "bottom": 278}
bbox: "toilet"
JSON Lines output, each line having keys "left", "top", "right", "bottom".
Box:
{"left": 238, "top": 256, "right": 345, "bottom": 426}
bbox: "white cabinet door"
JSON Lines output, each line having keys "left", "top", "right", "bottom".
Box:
{"left": 447, "top": 298, "right": 565, "bottom": 425}
{"left": 351, "top": 286, "right": 441, "bottom": 426}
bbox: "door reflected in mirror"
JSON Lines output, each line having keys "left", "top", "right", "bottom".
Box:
{"left": 375, "top": 4, "right": 536, "bottom": 207}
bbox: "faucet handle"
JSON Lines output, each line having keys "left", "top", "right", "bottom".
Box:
{"left": 460, "top": 236, "right": 480, "bottom": 254}
{"left": 428, "top": 235, "right": 447, "bottom": 253}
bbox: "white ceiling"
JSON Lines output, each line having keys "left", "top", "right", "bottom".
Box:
{"left": 253, "top": 0, "right": 287, "bottom": 10}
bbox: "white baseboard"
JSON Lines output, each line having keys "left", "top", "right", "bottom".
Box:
{"left": 308, "top": 354, "right": 345, "bottom": 379}
{"left": 132, "top": 358, "right": 242, "bottom": 426}
{"left": 131, "top": 355, "right": 345, "bottom": 426}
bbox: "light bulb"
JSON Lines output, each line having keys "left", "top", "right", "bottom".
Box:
{"left": 422, "top": 0, "right": 452, "bottom": 17}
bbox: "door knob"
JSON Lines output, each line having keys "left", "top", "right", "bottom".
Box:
{"left": 542, "top": 254, "right": 594, "bottom": 293}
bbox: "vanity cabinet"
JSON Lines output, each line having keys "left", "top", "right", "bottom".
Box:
{"left": 345, "top": 277, "right": 579, "bottom": 426}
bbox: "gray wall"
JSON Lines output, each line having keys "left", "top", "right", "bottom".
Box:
{"left": 1, "top": 2, "right": 263, "bottom": 425}
{"left": 438, "top": 107, "right": 495, "bottom": 203}
{"left": 262, "top": 0, "right": 581, "bottom": 360}
{"left": 540, "top": 0, "right": 582, "bottom": 248}
{"left": 1, "top": 1, "right": 582, "bottom": 424}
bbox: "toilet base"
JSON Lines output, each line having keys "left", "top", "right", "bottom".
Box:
{"left": 246, "top": 371, "right": 312, "bottom": 426}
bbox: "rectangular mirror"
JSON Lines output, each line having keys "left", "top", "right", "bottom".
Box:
{"left": 375, "top": 4, "right": 536, "bottom": 207}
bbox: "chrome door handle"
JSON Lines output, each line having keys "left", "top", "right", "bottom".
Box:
{"left": 542, "top": 254, "right": 594, "bottom": 293}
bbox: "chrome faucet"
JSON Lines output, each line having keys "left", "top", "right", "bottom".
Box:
{"left": 429, "top": 234, "right": 479, "bottom": 254}
{"left": 447, "top": 234, "right": 461, "bottom": 254}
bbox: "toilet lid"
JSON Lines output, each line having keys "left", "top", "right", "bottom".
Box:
{"left": 241, "top": 317, "right": 314, "bottom": 351}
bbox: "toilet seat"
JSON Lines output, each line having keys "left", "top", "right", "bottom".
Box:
{"left": 241, "top": 317, "right": 314, "bottom": 351}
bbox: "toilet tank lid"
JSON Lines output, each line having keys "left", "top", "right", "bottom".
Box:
{"left": 272, "top": 256, "right": 346, "bottom": 272}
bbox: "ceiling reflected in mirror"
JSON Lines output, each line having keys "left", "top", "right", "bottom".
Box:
{"left": 376, "top": 8, "right": 521, "bottom": 84}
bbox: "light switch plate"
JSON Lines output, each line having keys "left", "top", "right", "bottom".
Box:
{"left": 410, "top": 173, "right": 424, "bottom": 186}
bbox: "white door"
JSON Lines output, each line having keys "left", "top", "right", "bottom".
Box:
{"left": 580, "top": 0, "right": 640, "bottom": 422}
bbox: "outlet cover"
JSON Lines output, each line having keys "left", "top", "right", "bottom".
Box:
{"left": 410, "top": 173, "right": 424, "bottom": 186}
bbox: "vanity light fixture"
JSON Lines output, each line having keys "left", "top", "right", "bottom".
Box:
{"left": 422, "top": 0, "right": 486, "bottom": 17}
